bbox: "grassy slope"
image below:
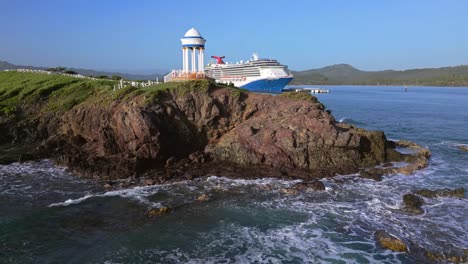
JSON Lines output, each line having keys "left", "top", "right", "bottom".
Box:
{"left": 0, "top": 71, "right": 117, "bottom": 115}
{"left": 0, "top": 72, "right": 243, "bottom": 117}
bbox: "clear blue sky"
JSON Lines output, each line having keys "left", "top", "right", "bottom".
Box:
{"left": 1, "top": 0, "right": 467, "bottom": 73}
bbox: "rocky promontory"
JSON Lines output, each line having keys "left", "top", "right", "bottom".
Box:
{"left": 0, "top": 72, "right": 429, "bottom": 182}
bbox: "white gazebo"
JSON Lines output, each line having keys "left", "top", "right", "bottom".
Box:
{"left": 164, "top": 28, "right": 208, "bottom": 82}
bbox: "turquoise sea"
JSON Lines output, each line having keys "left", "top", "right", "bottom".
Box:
{"left": 1, "top": 86, "right": 467, "bottom": 263}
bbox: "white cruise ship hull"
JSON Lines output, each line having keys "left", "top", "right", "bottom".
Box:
{"left": 205, "top": 53, "right": 294, "bottom": 93}
{"left": 218, "top": 76, "right": 293, "bottom": 93}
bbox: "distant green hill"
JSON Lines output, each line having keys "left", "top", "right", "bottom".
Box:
{"left": 292, "top": 64, "right": 468, "bottom": 86}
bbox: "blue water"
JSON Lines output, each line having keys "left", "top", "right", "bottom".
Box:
{"left": 1, "top": 86, "right": 467, "bottom": 263}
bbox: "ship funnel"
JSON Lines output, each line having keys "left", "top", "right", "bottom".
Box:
{"left": 211, "top": 56, "right": 225, "bottom": 64}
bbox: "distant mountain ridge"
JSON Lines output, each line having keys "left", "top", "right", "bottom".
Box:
{"left": 0, "top": 61, "right": 165, "bottom": 81}
{"left": 292, "top": 64, "right": 468, "bottom": 86}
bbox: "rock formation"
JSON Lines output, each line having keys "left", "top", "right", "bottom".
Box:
{"left": 413, "top": 188, "right": 465, "bottom": 198}
{"left": 0, "top": 81, "right": 429, "bottom": 182}
{"left": 458, "top": 145, "right": 468, "bottom": 152}
{"left": 401, "top": 193, "right": 425, "bottom": 214}
{"left": 374, "top": 230, "right": 408, "bottom": 252}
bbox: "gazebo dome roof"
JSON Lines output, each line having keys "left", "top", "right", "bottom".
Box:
{"left": 184, "top": 27, "right": 203, "bottom": 38}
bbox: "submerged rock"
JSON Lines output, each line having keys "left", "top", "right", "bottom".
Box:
{"left": 292, "top": 181, "right": 325, "bottom": 192}
{"left": 413, "top": 188, "right": 465, "bottom": 198}
{"left": 410, "top": 243, "right": 468, "bottom": 264}
{"left": 143, "top": 179, "right": 154, "bottom": 186}
{"left": 281, "top": 188, "right": 299, "bottom": 195}
{"left": 360, "top": 169, "right": 384, "bottom": 181}
{"left": 424, "top": 249, "right": 467, "bottom": 263}
{"left": 401, "top": 193, "right": 424, "bottom": 214}
{"left": 374, "top": 230, "right": 408, "bottom": 252}
{"left": 358, "top": 140, "right": 432, "bottom": 181}
{"left": 147, "top": 207, "right": 171, "bottom": 217}
{"left": 195, "top": 194, "right": 210, "bottom": 202}
{"left": 458, "top": 145, "right": 468, "bottom": 152}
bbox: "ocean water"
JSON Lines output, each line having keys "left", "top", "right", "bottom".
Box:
{"left": 1, "top": 86, "right": 467, "bottom": 263}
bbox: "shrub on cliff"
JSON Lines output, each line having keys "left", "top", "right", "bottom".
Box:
{"left": 279, "top": 91, "right": 319, "bottom": 102}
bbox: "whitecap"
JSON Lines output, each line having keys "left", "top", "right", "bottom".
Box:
{"left": 48, "top": 185, "right": 167, "bottom": 208}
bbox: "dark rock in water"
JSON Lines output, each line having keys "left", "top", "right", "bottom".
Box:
{"left": 458, "top": 145, "right": 468, "bottom": 152}
{"left": 292, "top": 182, "right": 308, "bottom": 191}
{"left": 143, "top": 179, "right": 154, "bottom": 186}
{"left": 195, "top": 194, "right": 210, "bottom": 202}
{"left": 360, "top": 169, "right": 384, "bottom": 181}
{"left": 147, "top": 207, "right": 171, "bottom": 217}
{"left": 374, "top": 230, "right": 408, "bottom": 252}
{"left": 292, "top": 181, "right": 325, "bottom": 192}
{"left": 306, "top": 181, "right": 326, "bottom": 191}
{"left": 413, "top": 188, "right": 465, "bottom": 198}
{"left": 402, "top": 193, "right": 424, "bottom": 214}
{"left": 281, "top": 188, "right": 299, "bottom": 195}
{"left": 418, "top": 246, "right": 468, "bottom": 263}
{"left": 360, "top": 140, "right": 432, "bottom": 179}
{"left": 382, "top": 162, "right": 393, "bottom": 167}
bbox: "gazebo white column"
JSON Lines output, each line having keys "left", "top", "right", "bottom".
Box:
{"left": 191, "top": 48, "right": 196, "bottom": 73}
{"left": 182, "top": 47, "right": 187, "bottom": 73}
{"left": 199, "top": 48, "right": 204, "bottom": 73}
{"left": 185, "top": 48, "right": 189, "bottom": 73}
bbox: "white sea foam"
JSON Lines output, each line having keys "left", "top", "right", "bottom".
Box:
{"left": 48, "top": 185, "right": 167, "bottom": 208}
{"left": 434, "top": 140, "right": 468, "bottom": 150}
{"left": 206, "top": 175, "right": 301, "bottom": 187}
{"left": 41, "top": 169, "right": 468, "bottom": 263}
{"left": 49, "top": 194, "right": 95, "bottom": 207}
{"left": 99, "top": 216, "right": 406, "bottom": 264}
{"left": 338, "top": 117, "right": 349, "bottom": 123}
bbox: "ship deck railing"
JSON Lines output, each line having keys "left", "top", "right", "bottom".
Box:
{"left": 164, "top": 70, "right": 208, "bottom": 82}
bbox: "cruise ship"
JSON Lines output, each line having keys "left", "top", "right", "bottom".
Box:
{"left": 204, "top": 53, "right": 293, "bottom": 93}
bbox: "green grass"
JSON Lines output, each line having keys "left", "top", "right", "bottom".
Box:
{"left": 278, "top": 91, "right": 319, "bottom": 102}
{"left": 0, "top": 71, "right": 115, "bottom": 114}
{"left": 0, "top": 72, "right": 238, "bottom": 117}
{"left": 137, "top": 80, "right": 215, "bottom": 105}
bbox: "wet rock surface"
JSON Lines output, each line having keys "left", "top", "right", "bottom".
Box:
{"left": 401, "top": 193, "right": 425, "bottom": 214}
{"left": 408, "top": 242, "right": 468, "bottom": 263}
{"left": 358, "top": 140, "right": 431, "bottom": 181}
{"left": 147, "top": 207, "right": 171, "bottom": 217}
{"left": 458, "top": 145, "right": 468, "bottom": 152}
{"left": 374, "top": 230, "right": 408, "bottom": 252}
{"left": 195, "top": 194, "right": 210, "bottom": 202}
{"left": 413, "top": 188, "right": 465, "bottom": 198}
{"left": 292, "top": 181, "right": 326, "bottom": 192}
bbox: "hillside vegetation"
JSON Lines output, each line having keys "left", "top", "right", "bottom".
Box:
{"left": 291, "top": 64, "right": 468, "bottom": 86}
{"left": 0, "top": 71, "right": 240, "bottom": 117}
{"left": 0, "top": 71, "right": 117, "bottom": 115}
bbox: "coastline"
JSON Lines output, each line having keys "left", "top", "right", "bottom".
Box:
{"left": 0, "top": 72, "right": 428, "bottom": 183}
{"left": 1, "top": 74, "right": 467, "bottom": 263}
